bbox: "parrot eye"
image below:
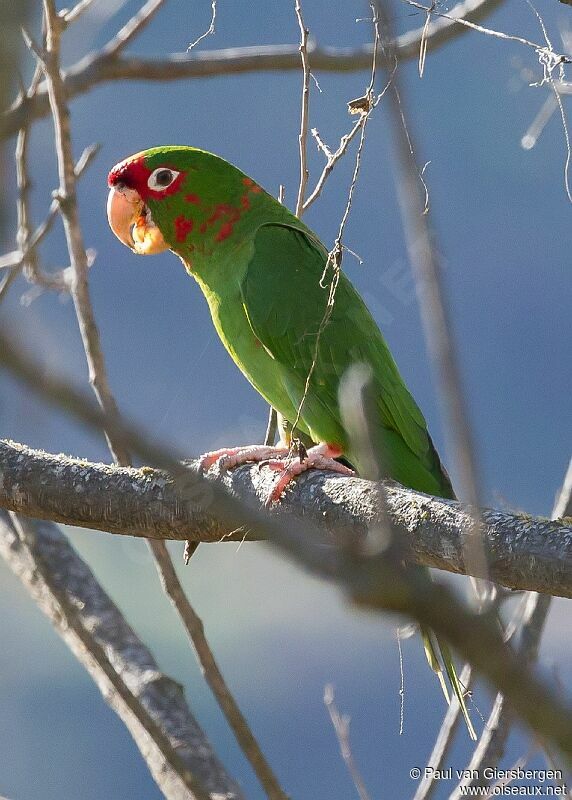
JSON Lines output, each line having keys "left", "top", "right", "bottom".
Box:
{"left": 147, "top": 168, "right": 180, "bottom": 191}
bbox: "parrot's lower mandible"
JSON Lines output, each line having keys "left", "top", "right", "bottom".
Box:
{"left": 107, "top": 145, "right": 476, "bottom": 740}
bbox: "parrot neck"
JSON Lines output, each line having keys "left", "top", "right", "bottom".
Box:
{"left": 163, "top": 183, "right": 294, "bottom": 288}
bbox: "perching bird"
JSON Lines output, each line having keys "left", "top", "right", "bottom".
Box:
{"left": 107, "top": 145, "right": 476, "bottom": 739}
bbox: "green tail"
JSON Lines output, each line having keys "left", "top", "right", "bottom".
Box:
{"left": 421, "top": 626, "right": 477, "bottom": 740}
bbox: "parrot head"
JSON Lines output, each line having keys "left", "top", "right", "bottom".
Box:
{"left": 107, "top": 146, "right": 267, "bottom": 265}
{"left": 107, "top": 148, "right": 182, "bottom": 256}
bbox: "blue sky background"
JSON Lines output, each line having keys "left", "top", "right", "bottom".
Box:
{"left": 0, "top": 0, "right": 571, "bottom": 798}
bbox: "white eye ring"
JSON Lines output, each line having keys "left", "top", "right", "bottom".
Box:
{"left": 147, "top": 167, "right": 180, "bottom": 191}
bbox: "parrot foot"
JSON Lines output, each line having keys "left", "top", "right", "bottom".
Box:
{"left": 199, "top": 444, "right": 289, "bottom": 472}
{"left": 265, "top": 443, "right": 355, "bottom": 504}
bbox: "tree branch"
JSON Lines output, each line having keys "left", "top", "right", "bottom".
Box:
{"left": 294, "top": 0, "right": 310, "bottom": 217}
{"left": 148, "top": 536, "right": 289, "bottom": 800}
{"left": 450, "top": 463, "right": 572, "bottom": 795}
{"left": 2, "top": 335, "right": 572, "bottom": 758}
{"left": 412, "top": 664, "right": 473, "bottom": 800}
{"left": 0, "top": 510, "right": 242, "bottom": 800}
{"left": 374, "top": 0, "right": 491, "bottom": 602}
{"left": 36, "top": 5, "right": 287, "bottom": 795}
{"left": 1, "top": 0, "right": 505, "bottom": 141}
{"left": 42, "top": 0, "right": 128, "bottom": 465}
{"left": 1, "top": 439, "right": 571, "bottom": 598}
{"left": 99, "top": 0, "right": 168, "bottom": 59}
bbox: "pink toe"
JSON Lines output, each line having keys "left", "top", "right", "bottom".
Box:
{"left": 266, "top": 459, "right": 289, "bottom": 471}
{"left": 199, "top": 448, "right": 239, "bottom": 470}
{"left": 267, "top": 473, "right": 294, "bottom": 504}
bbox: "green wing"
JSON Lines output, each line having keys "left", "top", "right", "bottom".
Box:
{"left": 241, "top": 223, "right": 472, "bottom": 735}
{"left": 240, "top": 223, "right": 453, "bottom": 498}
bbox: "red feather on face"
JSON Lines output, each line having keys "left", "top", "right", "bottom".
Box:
{"left": 108, "top": 154, "right": 187, "bottom": 201}
{"left": 107, "top": 154, "right": 186, "bottom": 254}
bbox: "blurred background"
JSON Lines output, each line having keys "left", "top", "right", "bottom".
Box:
{"left": 0, "top": 0, "right": 570, "bottom": 797}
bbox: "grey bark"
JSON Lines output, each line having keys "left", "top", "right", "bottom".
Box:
{"left": 0, "top": 509, "right": 243, "bottom": 800}
{"left": 1, "top": 439, "right": 571, "bottom": 598}
{"left": 1, "top": 0, "right": 504, "bottom": 141}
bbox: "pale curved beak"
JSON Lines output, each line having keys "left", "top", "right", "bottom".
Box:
{"left": 107, "top": 186, "right": 168, "bottom": 255}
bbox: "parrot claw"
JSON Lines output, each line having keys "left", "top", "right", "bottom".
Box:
{"left": 198, "top": 443, "right": 354, "bottom": 506}
{"left": 266, "top": 443, "right": 355, "bottom": 505}
{"left": 199, "top": 444, "right": 289, "bottom": 473}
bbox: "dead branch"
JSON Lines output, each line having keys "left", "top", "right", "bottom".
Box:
{"left": 100, "top": 0, "right": 168, "bottom": 59}
{"left": 374, "top": 0, "right": 491, "bottom": 601}
{"left": 294, "top": 0, "right": 310, "bottom": 217}
{"left": 2, "top": 335, "right": 572, "bottom": 758}
{"left": 303, "top": 117, "right": 364, "bottom": 212}
{"left": 41, "top": 0, "right": 128, "bottom": 464}
{"left": 0, "top": 510, "right": 242, "bottom": 800}
{"left": 148, "top": 537, "right": 289, "bottom": 800}
{"left": 450, "top": 465, "right": 572, "bottom": 796}
{"left": 412, "top": 665, "right": 473, "bottom": 800}
{"left": 35, "top": 4, "right": 287, "bottom": 796}
{"left": 324, "top": 684, "right": 372, "bottom": 800}
{"left": 1, "top": 439, "right": 571, "bottom": 599}
{"left": 1, "top": 0, "right": 505, "bottom": 141}
{"left": 0, "top": 143, "right": 98, "bottom": 304}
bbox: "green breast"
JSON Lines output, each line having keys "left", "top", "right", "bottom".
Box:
{"left": 195, "top": 271, "right": 304, "bottom": 431}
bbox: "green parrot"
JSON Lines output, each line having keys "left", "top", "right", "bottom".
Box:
{"left": 107, "top": 145, "right": 476, "bottom": 739}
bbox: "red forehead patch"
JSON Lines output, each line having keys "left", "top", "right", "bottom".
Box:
{"left": 108, "top": 154, "right": 186, "bottom": 201}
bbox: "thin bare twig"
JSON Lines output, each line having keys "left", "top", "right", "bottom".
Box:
{"left": 15, "top": 39, "right": 44, "bottom": 286}
{"left": 2, "top": 336, "right": 572, "bottom": 757}
{"left": 188, "top": 0, "right": 217, "bottom": 51}
{"left": 14, "top": 125, "right": 73, "bottom": 296}
{"left": 294, "top": 0, "right": 310, "bottom": 217}
{"left": 0, "top": 512, "right": 241, "bottom": 800}
{"left": 148, "top": 539, "right": 289, "bottom": 800}
{"left": 449, "top": 454, "right": 571, "bottom": 799}
{"left": 402, "top": 0, "right": 572, "bottom": 203}
{"left": 375, "top": 0, "right": 492, "bottom": 605}
{"left": 2, "top": 141, "right": 99, "bottom": 273}
{"left": 401, "top": 0, "right": 567, "bottom": 54}
{"left": 1, "top": 141, "right": 99, "bottom": 286}
{"left": 404, "top": 0, "right": 572, "bottom": 206}
{"left": 1, "top": 0, "right": 506, "bottom": 140}
{"left": 303, "top": 117, "right": 363, "bottom": 212}
{"left": 100, "top": 0, "right": 168, "bottom": 60}
{"left": 6, "top": 17, "right": 70, "bottom": 302}
{"left": 0, "top": 268, "right": 19, "bottom": 301}
{"left": 415, "top": 591, "right": 538, "bottom": 799}
{"left": 15, "top": 128, "right": 40, "bottom": 279}
{"left": 554, "top": 457, "right": 572, "bottom": 518}
{"left": 397, "top": 633, "right": 406, "bottom": 735}
{"left": 324, "top": 685, "right": 372, "bottom": 800}
{"left": 412, "top": 665, "right": 473, "bottom": 800}
{"left": 42, "top": 0, "right": 128, "bottom": 464}
{"left": 38, "top": 5, "right": 288, "bottom": 797}
{"left": 62, "top": 0, "right": 97, "bottom": 26}
{"left": 549, "top": 94, "right": 572, "bottom": 203}
{"left": 450, "top": 595, "right": 553, "bottom": 798}
{"left": 525, "top": 0, "right": 572, "bottom": 204}
{"left": 418, "top": 0, "right": 436, "bottom": 77}
{"left": 303, "top": 20, "right": 396, "bottom": 213}
{"left": 291, "top": 6, "right": 381, "bottom": 434}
